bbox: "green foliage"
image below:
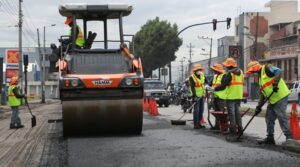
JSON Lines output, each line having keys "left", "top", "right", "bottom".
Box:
{"left": 134, "top": 17, "right": 182, "bottom": 78}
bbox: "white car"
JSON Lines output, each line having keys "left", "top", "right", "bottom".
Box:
{"left": 288, "top": 80, "right": 300, "bottom": 103}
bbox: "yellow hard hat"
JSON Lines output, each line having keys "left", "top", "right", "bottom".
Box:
{"left": 246, "top": 61, "right": 262, "bottom": 74}
{"left": 210, "top": 63, "right": 225, "bottom": 73}
{"left": 10, "top": 76, "right": 19, "bottom": 85}
{"left": 192, "top": 64, "right": 204, "bottom": 72}
{"left": 222, "top": 57, "right": 237, "bottom": 67}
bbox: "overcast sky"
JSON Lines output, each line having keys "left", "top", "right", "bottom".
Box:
{"left": 0, "top": 0, "right": 297, "bottom": 81}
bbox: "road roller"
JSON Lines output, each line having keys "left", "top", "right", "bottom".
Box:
{"left": 55, "top": 4, "right": 143, "bottom": 136}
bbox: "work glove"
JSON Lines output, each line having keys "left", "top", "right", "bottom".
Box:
{"left": 255, "top": 106, "right": 262, "bottom": 116}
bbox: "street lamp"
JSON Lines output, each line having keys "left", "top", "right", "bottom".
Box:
{"left": 41, "top": 24, "right": 56, "bottom": 103}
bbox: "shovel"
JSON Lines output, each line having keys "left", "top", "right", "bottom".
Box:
{"left": 226, "top": 91, "right": 274, "bottom": 142}
{"left": 171, "top": 98, "right": 199, "bottom": 125}
{"left": 24, "top": 97, "right": 36, "bottom": 127}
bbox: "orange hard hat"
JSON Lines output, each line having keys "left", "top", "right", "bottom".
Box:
{"left": 222, "top": 57, "right": 237, "bottom": 67}
{"left": 246, "top": 61, "right": 262, "bottom": 74}
{"left": 193, "top": 64, "right": 204, "bottom": 72}
{"left": 210, "top": 63, "right": 225, "bottom": 73}
{"left": 65, "top": 17, "right": 72, "bottom": 25}
{"left": 10, "top": 76, "right": 19, "bottom": 85}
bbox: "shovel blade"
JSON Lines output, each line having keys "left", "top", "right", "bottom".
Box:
{"left": 31, "top": 115, "right": 36, "bottom": 127}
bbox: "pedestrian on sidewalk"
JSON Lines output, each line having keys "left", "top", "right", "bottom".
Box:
{"left": 189, "top": 64, "right": 207, "bottom": 129}
{"left": 214, "top": 58, "right": 244, "bottom": 136}
{"left": 246, "top": 61, "right": 292, "bottom": 145}
{"left": 209, "top": 63, "right": 226, "bottom": 130}
{"left": 8, "top": 76, "right": 26, "bottom": 129}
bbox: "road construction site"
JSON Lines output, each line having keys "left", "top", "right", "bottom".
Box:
{"left": 0, "top": 101, "right": 300, "bottom": 167}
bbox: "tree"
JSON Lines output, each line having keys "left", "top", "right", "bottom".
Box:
{"left": 134, "top": 17, "right": 182, "bottom": 78}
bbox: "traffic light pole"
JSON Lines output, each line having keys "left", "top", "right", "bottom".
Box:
{"left": 168, "top": 18, "right": 231, "bottom": 84}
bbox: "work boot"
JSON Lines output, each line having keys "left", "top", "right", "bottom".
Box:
{"left": 237, "top": 127, "right": 243, "bottom": 136}
{"left": 258, "top": 135, "right": 275, "bottom": 145}
{"left": 10, "top": 123, "right": 18, "bottom": 129}
{"left": 16, "top": 124, "right": 25, "bottom": 129}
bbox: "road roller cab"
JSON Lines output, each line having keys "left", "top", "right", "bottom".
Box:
{"left": 57, "top": 4, "right": 144, "bottom": 136}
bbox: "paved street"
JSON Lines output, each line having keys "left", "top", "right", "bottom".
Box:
{"left": 1, "top": 101, "right": 300, "bottom": 167}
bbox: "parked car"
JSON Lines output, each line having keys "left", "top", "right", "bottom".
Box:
{"left": 144, "top": 79, "right": 170, "bottom": 107}
{"left": 288, "top": 80, "right": 300, "bottom": 103}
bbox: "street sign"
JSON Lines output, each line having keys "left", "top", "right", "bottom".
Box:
{"left": 229, "top": 45, "right": 242, "bottom": 59}
{"left": 161, "top": 68, "right": 168, "bottom": 76}
{"left": 5, "top": 49, "right": 19, "bottom": 83}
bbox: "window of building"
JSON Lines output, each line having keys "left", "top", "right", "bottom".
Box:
{"left": 236, "top": 25, "right": 239, "bottom": 36}
{"left": 278, "top": 60, "right": 281, "bottom": 69}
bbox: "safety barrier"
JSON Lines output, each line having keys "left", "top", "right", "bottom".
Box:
{"left": 290, "top": 102, "right": 300, "bottom": 140}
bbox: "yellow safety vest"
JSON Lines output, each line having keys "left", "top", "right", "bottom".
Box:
{"left": 8, "top": 85, "right": 21, "bottom": 107}
{"left": 212, "top": 74, "right": 227, "bottom": 100}
{"left": 192, "top": 73, "right": 205, "bottom": 97}
{"left": 259, "top": 65, "right": 290, "bottom": 104}
{"left": 69, "top": 26, "right": 85, "bottom": 47}
{"left": 227, "top": 70, "right": 243, "bottom": 100}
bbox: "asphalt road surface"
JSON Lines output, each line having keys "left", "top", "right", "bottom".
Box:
{"left": 1, "top": 102, "right": 300, "bottom": 167}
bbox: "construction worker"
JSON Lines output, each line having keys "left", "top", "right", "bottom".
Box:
{"left": 64, "top": 16, "right": 85, "bottom": 48}
{"left": 210, "top": 63, "right": 226, "bottom": 130}
{"left": 214, "top": 58, "right": 243, "bottom": 135}
{"left": 8, "top": 76, "right": 26, "bottom": 129}
{"left": 246, "top": 61, "right": 292, "bottom": 144}
{"left": 189, "top": 64, "right": 206, "bottom": 129}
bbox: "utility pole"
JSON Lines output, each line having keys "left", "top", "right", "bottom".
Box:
{"left": 37, "top": 29, "right": 44, "bottom": 103}
{"left": 253, "top": 12, "right": 259, "bottom": 60}
{"left": 41, "top": 26, "right": 46, "bottom": 103}
{"left": 18, "top": 0, "right": 23, "bottom": 91}
{"left": 179, "top": 59, "right": 184, "bottom": 81}
{"left": 187, "top": 43, "right": 194, "bottom": 75}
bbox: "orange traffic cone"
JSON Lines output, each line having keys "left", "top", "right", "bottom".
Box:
{"left": 151, "top": 99, "right": 159, "bottom": 116}
{"left": 290, "top": 103, "right": 300, "bottom": 140}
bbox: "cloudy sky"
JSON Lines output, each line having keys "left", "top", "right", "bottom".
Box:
{"left": 0, "top": 0, "right": 297, "bottom": 81}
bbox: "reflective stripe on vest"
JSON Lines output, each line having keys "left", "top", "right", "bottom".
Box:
{"left": 212, "top": 74, "right": 227, "bottom": 100}
{"left": 8, "top": 85, "right": 21, "bottom": 107}
{"left": 259, "top": 65, "right": 290, "bottom": 104}
{"left": 227, "top": 70, "right": 243, "bottom": 100}
{"left": 192, "top": 73, "right": 205, "bottom": 97}
{"left": 69, "top": 26, "right": 85, "bottom": 47}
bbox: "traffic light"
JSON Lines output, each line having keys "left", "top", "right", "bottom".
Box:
{"left": 212, "top": 19, "right": 217, "bottom": 31}
{"left": 227, "top": 17, "right": 231, "bottom": 29}
{"left": 23, "top": 54, "right": 28, "bottom": 66}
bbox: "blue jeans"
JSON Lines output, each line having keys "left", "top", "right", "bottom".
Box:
{"left": 266, "top": 96, "right": 292, "bottom": 138}
{"left": 227, "top": 100, "right": 243, "bottom": 130}
{"left": 10, "top": 106, "right": 21, "bottom": 127}
{"left": 193, "top": 97, "right": 204, "bottom": 126}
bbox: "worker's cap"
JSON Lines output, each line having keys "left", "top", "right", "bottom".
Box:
{"left": 210, "top": 63, "right": 224, "bottom": 73}
{"left": 10, "top": 76, "right": 19, "bottom": 85}
{"left": 192, "top": 64, "right": 204, "bottom": 72}
{"left": 222, "top": 57, "right": 237, "bottom": 67}
{"left": 65, "top": 17, "right": 72, "bottom": 25}
{"left": 246, "top": 61, "right": 262, "bottom": 74}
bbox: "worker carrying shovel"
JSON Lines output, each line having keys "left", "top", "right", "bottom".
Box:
{"left": 209, "top": 63, "right": 227, "bottom": 130}
{"left": 246, "top": 61, "right": 292, "bottom": 145}
{"left": 8, "top": 76, "right": 26, "bottom": 129}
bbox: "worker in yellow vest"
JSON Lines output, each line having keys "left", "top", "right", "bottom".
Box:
{"left": 246, "top": 61, "right": 292, "bottom": 145}
{"left": 189, "top": 64, "right": 207, "bottom": 129}
{"left": 210, "top": 63, "right": 226, "bottom": 130}
{"left": 65, "top": 16, "right": 85, "bottom": 48}
{"left": 8, "top": 76, "right": 26, "bottom": 129}
{"left": 214, "top": 58, "right": 243, "bottom": 136}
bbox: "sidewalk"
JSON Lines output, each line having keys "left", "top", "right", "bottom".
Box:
{"left": 157, "top": 103, "right": 300, "bottom": 152}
